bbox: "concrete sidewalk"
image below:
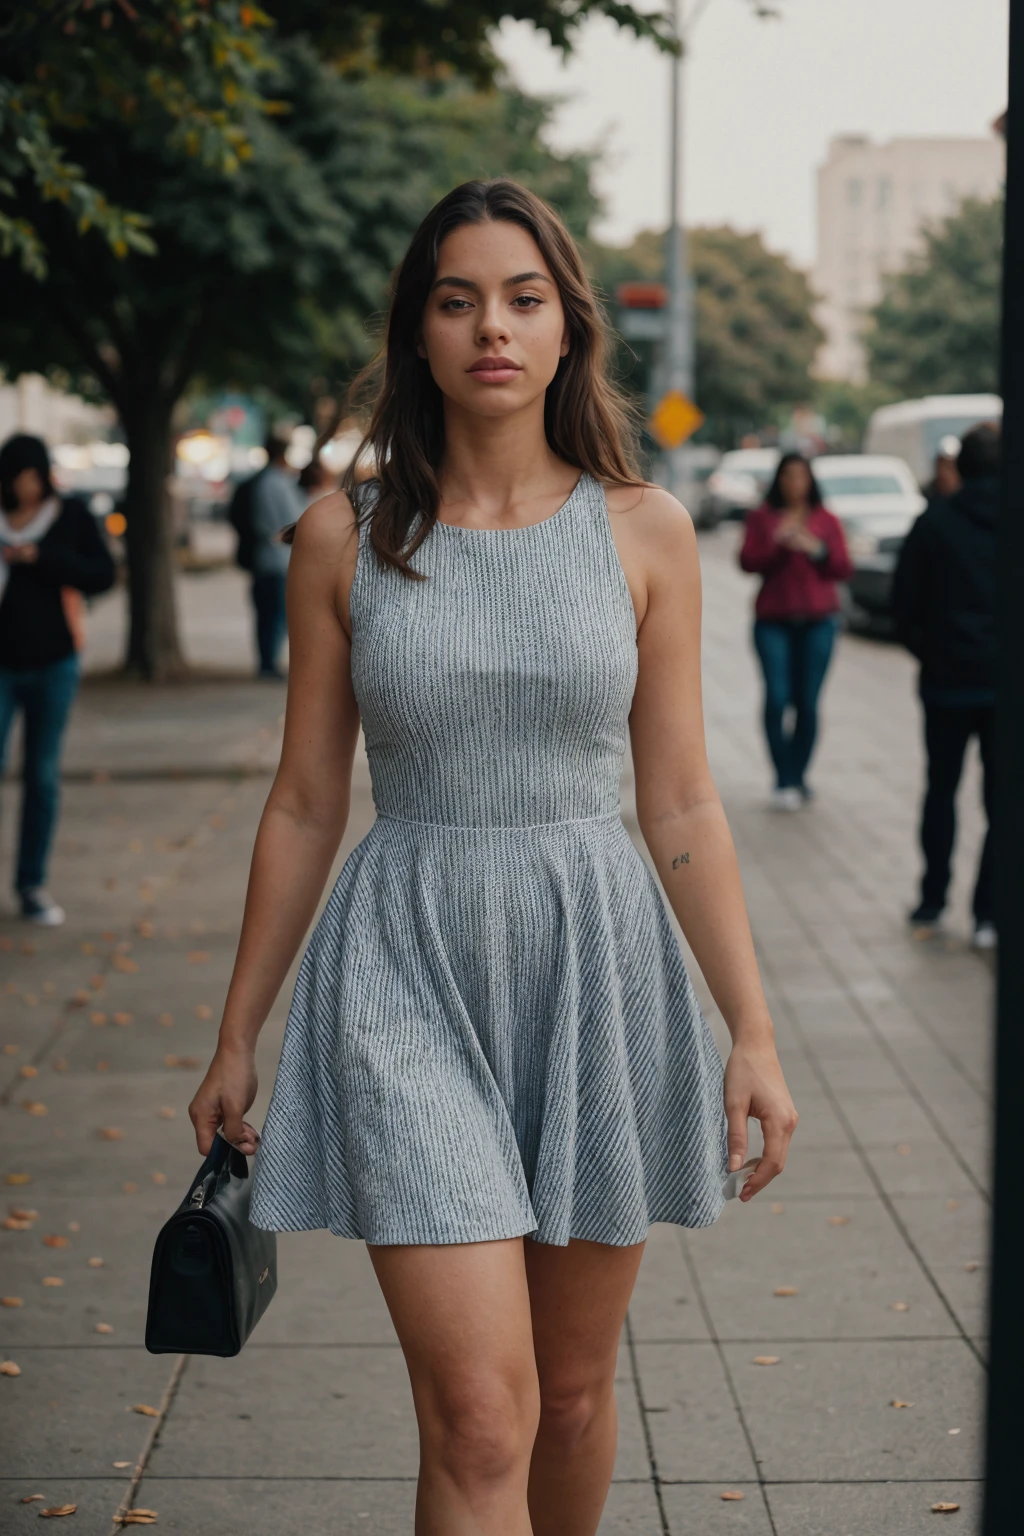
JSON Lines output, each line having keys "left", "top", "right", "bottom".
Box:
{"left": 0, "top": 533, "right": 990, "bottom": 1533}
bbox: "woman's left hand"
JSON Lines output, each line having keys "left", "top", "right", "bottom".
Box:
{"left": 723, "top": 1039, "right": 798, "bottom": 1202}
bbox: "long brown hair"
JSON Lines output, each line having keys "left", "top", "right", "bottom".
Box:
{"left": 304, "top": 179, "right": 644, "bottom": 577}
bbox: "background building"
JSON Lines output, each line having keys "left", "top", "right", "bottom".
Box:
{"left": 813, "top": 132, "right": 1005, "bottom": 381}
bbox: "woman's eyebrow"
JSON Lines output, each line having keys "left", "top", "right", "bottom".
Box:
{"left": 429, "top": 271, "right": 553, "bottom": 293}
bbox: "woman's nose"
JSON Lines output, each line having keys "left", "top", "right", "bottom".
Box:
{"left": 476, "top": 300, "right": 511, "bottom": 345}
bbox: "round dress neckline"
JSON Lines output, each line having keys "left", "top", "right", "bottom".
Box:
{"left": 432, "top": 472, "right": 587, "bottom": 536}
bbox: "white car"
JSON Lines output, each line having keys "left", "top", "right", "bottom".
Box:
{"left": 698, "top": 447, "right": 781, "bottom": 526}
{"left": 812, "top": 454, "right": 926, "bottom": 623}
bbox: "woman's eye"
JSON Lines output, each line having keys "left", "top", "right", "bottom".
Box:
{"left": 442, "top": 297, "right": 473, "bottom": 311}
{"left": 512, "top": 294, "right": 541, "bottom": 308}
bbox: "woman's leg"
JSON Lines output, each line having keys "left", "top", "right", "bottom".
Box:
{"left": 789, "top": 618, "right": 836, "bottom": 789}
{"left": 370, "top": 1239, "right": 540, "bottom": 1536}
{"left": 16, "top": 655, "right": 80, "bottom": 892}
{"left": 753, "top": 621, "right": 794, "bottom": 786}
{"left": 525, "top": 1237, "right": 645, "bottom": 1536}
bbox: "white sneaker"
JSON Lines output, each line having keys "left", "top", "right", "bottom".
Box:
{"left": 769, "top": 788, "right": 802, "bottom": 812}
{"left": 19, "top": 888, "right": 66, "bottom": 926}
{"left": 973, "top": 922, "right": 997, "bottom": 951}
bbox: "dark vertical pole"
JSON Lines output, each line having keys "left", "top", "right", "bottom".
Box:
{"left": 983, "top": 4, "right": 1024, "bottom": 1530}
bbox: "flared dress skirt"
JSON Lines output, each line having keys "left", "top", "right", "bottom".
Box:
{"left": 249, "top": 473, "right": 728, "bottom": 1246}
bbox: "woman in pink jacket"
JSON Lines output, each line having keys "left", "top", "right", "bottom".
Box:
{"left": 739, "top": 453, "right": 852, "bottom": 809}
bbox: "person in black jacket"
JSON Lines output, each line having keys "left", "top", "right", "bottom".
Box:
{"left": 891, "top": 421, "right": 999, "bottom": 948}
{"left": 0, "top": 433, "right": 116, "bottom": 924}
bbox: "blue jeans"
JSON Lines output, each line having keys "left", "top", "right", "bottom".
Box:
{"left": 753, "top": 618, "right": 837, "bottom": 790}
{"left": 0, "top": 653, "right": 80, "bottom": 891}
{"left": 251, "top": 573, "right": 287, "bottom": 676}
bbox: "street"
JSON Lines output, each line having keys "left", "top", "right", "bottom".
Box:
{"left": 0, "top": 528, "right": 990, "bottom": 1534}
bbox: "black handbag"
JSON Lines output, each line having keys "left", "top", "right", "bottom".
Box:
{"left": 145, "top": 1133, "right": 277, "bottom": 1357}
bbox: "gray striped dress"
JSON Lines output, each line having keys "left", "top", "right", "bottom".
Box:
{"left": 249, "top": 471, "right": 727, "bottom": 1246}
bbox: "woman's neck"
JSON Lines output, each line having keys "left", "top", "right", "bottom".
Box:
{"left": 437, "top": 399, "right": 572, "bottom": 518}
{"left": 5, "top": 497, "right": 46, "bottom": 529}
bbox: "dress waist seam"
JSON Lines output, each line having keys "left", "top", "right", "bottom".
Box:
{"left": 374, "top": 809, "right": 622, "bottom": 833}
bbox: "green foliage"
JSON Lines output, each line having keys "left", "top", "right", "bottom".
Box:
{"left": 0, "top": 1, "right": 278, "bottom": 277}
{"left": 590, "top": 225, "right": 823, "bottom": 445}
{"left": 810, "top": 379, "right": 900, "bottom": 453}
{"left": 866, "top": 195, "right": 1004, "bottom": 397}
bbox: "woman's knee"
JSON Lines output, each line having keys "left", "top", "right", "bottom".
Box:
{"left": 424, "top": 1372, "right": 539, "bottom": 1485}
{"left": 537, "top": 1377, "right": 612, "bottom": 1452}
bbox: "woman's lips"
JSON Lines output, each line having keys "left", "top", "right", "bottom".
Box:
{"left": 467, "top": 358, "right": 522, "bottom": 384}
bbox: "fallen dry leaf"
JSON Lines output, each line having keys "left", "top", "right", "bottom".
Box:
{"left": 96, "top": 1062, "right": 110, "bottom": 1073}
{"left": 130, "top": 1403, "right": 161, "bottom": 1417}
{"left": 896, "top": 1143, "right": 912, "bottom": 1156}
{"left": 104, "top": 878, "right": 117, "bottom": 890}
{"left": 20, "top": 1065, "right": 38, "bottom": 1078}
{"left": 122, "top": 1183, "right": 139, "bottom": 1194}
{"left": 187, "top": 951, "right": 210, "bottom": 965}
{"left": 773, "top": 1286, "right": 799, "bottom": 1297}
{"left": 88, "top": 1257, "right": 104, "bottom": 1268}
{"left": 21, "top": 1494, "right": 45, "bottom": 1502}
{"left": 112, "top": 1013, "right": 134, "bottom": 1027}
{"left": 948, "top": 1427, "right": 961, "bottom": 1435}
{"left": 964, "top": 1262, "right": 980, "bottom": 1272}
{"left": 770, "top": 1202, "right": 784, "bottom": 1215}
{"left": 931, "top": 1504, "right": 960, "bottom": 1514}
{"left": 5, "top": 982, "right": 19, "bottom": 994}
{"left": 43, "top": 1234, "right": 70, "bottom": 1248}
{"left": 0, "top": 1359, "right": 22, "bottom": 1375}
{"left": 113, "top": 1461, "right": 132, "bottom": 1468}
{"left": 151, "top": 1173, "right": 167, "bottom": 1186}
{"left": 52, "top": 1059, "right": 68, "bottom": 1072}
{"left": 163, "top": 1055, "right": 199, "bottom": 1070}
{"left": 23, "top": 994, "right": 39, "bottom": 1006}
{"left": 101, "top": 931, "right": 118, "bottom": 942}
{"left": 71, "top": 991, "right": 89, "bottom": 1007}
{"left": 43, "top": 982, "right": 55, "bottom": 994}
{"left": 113, "top": 956, "right": 139, "bottom": 975}
{"left": 136, "top": 921, "right": 156, "bottom": 939}
{"left": 720, "top": 1491, "right": 745, "bottom": 1501}
{"left": 97, "top": 1128, "right": 123, "bottom": 1141}
{"left": 128, "top": 839, "right": 144, "bottom": 854}
{"left": 194, "top": 1004, "right": 213, "bottom": 1020}
{"left": 24, "top": 1102, "right": 48, "bottom": 1117}
{"left": 157, "top": 1107, "right": 175, "bottom": 1120}
{"left": 10, "top": 1206, "right": 38, "bottom": 1220}
{"left": 158, "top": 1014, "right": 173, "bottom": 1027}
{"left": 3, "top": 1043, "right": 18, "bottom": 1054}
{"left": 2, "top": 1217, "right": 33, "bottom": 1231}
{"left": 19, "top": 940, "right": 36, "bottom": 956}
{"left": 753, "top": 1356, "right": 780, "bottom": 1366}
{"left": 95, "top": 1323, "right": 114, "bottom": 1334}
{"left": 890, "top": 1301, "right": 910, "bottom": 1312}
{"left": 89, "top": 975, "right": 105, "bottom": 991}
{"left": 0, "top": 936, "right": 10, "bottom": 950}
{"left": 80, "top": 942, "right": 95, "bottom": 955}
{"left": 90, "top": 1012, "right": 108, "bottom": 1026}
{"left": 946, "top": 1199, "right": 960, "bottom": 1211}
{"left": 5, "top": 1173, "right": 32, "bottom": 1185}
{"left": 39, "top": 1505, "right": 77, "bottom": 1518}
{"left": 1, "top": 1297, "right": 24, "bottom": 1307}
{"left": 119, "top": 1511, "right": 158, "bottom": 1526}
{"left": 42, "top": 1277, "right": 63, "bottom": 1287}
{"left": 890, "top": 1399, "right": 914, "bottom": 1409}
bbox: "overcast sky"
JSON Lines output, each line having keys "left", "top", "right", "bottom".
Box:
{"left": 496, "top": 0, "right": 1009, "bottom": 267}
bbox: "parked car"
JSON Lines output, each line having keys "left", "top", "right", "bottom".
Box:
{"left": 680, "top": 445, "right": 722, "bottom": 528}
{"left": 864, "top": 394, "right": 1001, "bottom": 487}
{"left": 698, "top": 447, "right": 780, "bottom": 526}
{"left": 812, "top": 454, "right": 926, "bottom": 627}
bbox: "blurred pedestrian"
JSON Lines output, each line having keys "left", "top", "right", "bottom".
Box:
{"left": 739, "top": 453, "right": 853, "bottom": 809}
{"left": 0, "top": 433, "right": 115, "bottom": 924}
{"left": 892, "top": 422, "right": 999, "bottom": 947}
{"left": 250, "top": 432, "right": 303, "bottom": 679}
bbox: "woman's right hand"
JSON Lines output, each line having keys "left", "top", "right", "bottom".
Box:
{"left": 189, "top": 1044, "right": 260, "bottom": 1157}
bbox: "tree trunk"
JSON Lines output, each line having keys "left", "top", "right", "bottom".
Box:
{"left": 121, "top": 401, "right": 186, "bottom": 680}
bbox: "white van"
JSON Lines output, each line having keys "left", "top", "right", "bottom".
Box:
{"left": 864, "top": 394, "right": 1002, "bottom": 486}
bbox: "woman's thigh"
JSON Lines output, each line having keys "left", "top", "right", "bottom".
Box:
{"left": 369, "top": 1239, "right": 539, "bottom": 1431}
{"left": 792, "top": 618, "right": 836, "bottom": 710}
{"left": 525, "top": 1238, "right": 645, "bottom": 1398}
{"left": 752, "top": 622, "right": 793, "bottom": 712}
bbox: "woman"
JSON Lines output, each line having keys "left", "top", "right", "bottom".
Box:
{"left": 189, "top": 181, "right": 797, "bottom": 1536}
{"left": 0, "top": 433, "right": 115, "bottom": 925}
{"left": 739, "top": 453, "right": 852, "bottom": 810}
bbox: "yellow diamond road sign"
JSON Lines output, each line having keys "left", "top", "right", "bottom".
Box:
{"left": 650, "top": 389, "right": 705, "bottom": 451}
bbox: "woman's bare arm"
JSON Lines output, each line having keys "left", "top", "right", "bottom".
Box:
{"left": 610, "top": 484, "right": 798, "bottom": 1200}
{"left": 189, "top": 491, "right": 361, "bottom": 1154}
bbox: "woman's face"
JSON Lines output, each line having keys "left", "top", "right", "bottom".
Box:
{"left": 11, "top": 467, "right": 47, "bottom": 509}
{"left": 778, "top": 459, "right": 812, "bottom": 505}
{"left": 417, "top": 219, "right": 569, "bottom": 420}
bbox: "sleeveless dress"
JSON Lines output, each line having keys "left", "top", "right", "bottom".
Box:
{"left": 249, "top": 471, "right": 727, "bottom": 1246}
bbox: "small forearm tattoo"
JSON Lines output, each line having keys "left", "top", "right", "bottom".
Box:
{"left": 671, "top": 851, "right": 690, "bottom": 869}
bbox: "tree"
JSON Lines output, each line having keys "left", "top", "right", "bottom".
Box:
{"left": 590, "top": 225, "right": 823, "bottom": 445}
{"left": 0, "top": 27, "right": 599, "bottom": 677}
{"left": 865, "top": 195, "right": 1003, "bottom": 398}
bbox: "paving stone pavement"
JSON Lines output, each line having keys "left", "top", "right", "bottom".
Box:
{"left": 0, "top": 531, "right": 991, "bottom": 1534}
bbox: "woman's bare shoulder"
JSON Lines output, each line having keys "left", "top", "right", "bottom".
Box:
{"left": 603, "top": 481, "right": 697, "bottom": 560}
{"left": 291, "top": 488, "right": 360, "bottom": 566}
